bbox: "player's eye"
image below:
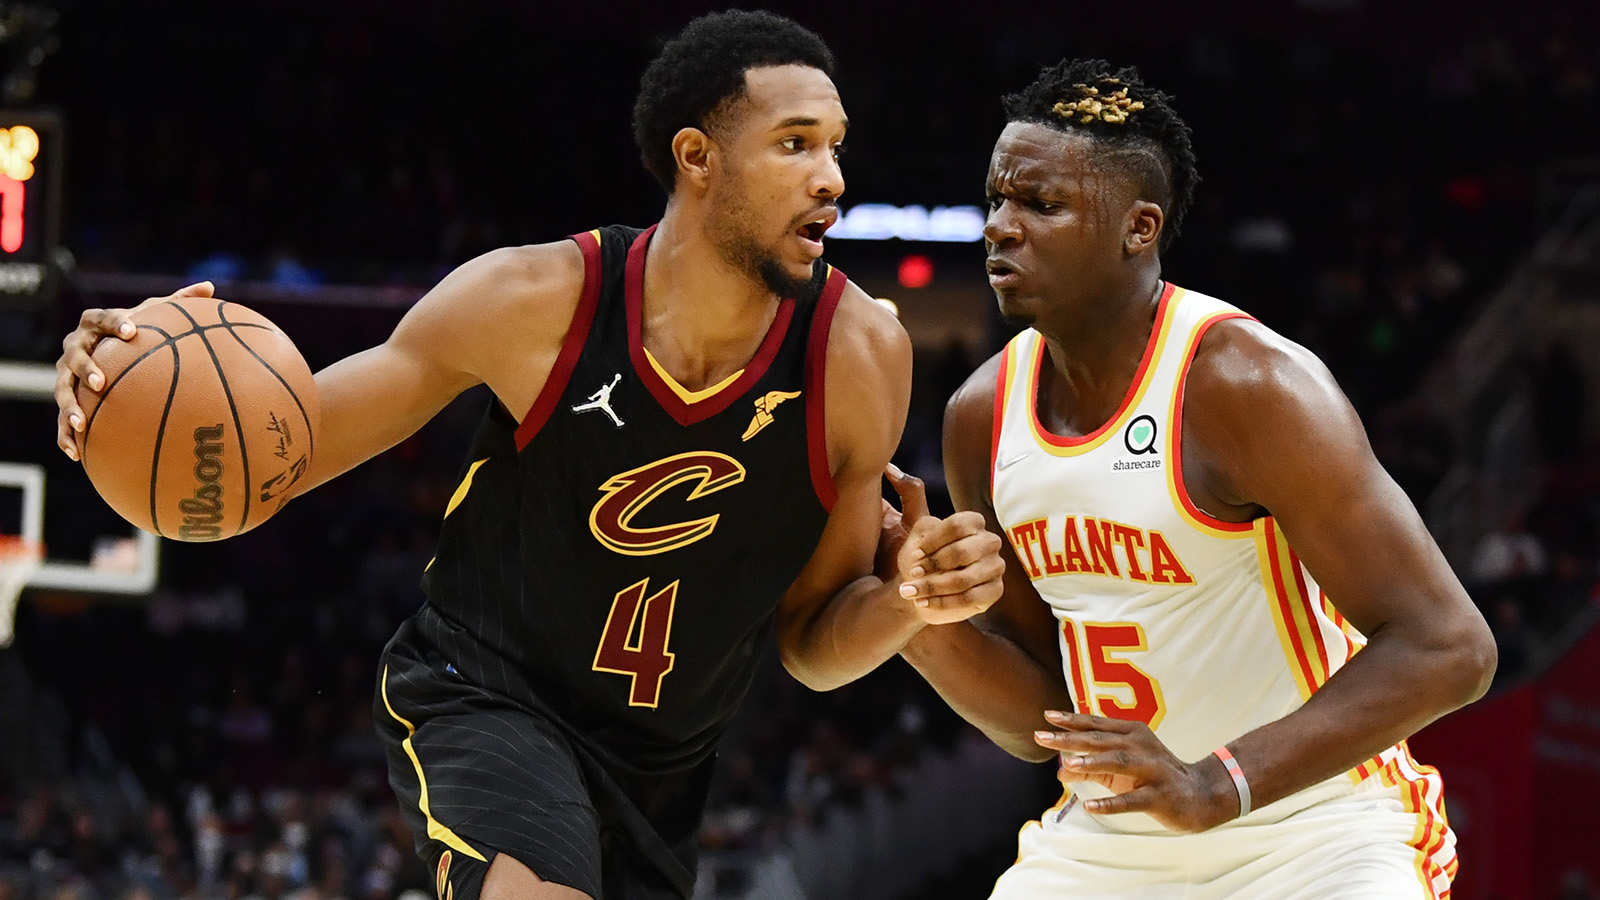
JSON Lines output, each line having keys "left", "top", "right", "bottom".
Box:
{"left": 781, "top": 136, "right": 804, "bottom": 152}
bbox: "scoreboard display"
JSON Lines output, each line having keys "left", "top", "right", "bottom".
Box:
{"left": 0, "top": 110, "right": 60, "bottom": 308}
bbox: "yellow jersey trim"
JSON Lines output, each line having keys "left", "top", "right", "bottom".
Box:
{"left": 643, "top": 348, "right": 745, "bottom": 404}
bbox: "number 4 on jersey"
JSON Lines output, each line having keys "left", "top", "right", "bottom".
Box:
{"left": 592, "top": 578, "right": 678, "bottom": 707}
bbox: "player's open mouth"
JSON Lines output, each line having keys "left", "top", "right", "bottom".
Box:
{"left": 986, "top": 258, "right": 1021, "bottom": 288}
{"left": 794, "top": 209, "right": 837, "bottom": 256}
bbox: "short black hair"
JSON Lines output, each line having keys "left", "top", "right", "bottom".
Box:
{"left": 632, "top": 10, "right": 836, "bottom": 193}
{"left": 1003, "top": 59, "right": 1198, "bottom": 253}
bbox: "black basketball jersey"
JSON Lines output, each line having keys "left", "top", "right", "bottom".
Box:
{"left": 416, "top": 224, "right": 842, "bottom": 773}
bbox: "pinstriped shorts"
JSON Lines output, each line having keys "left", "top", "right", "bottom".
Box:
{"left": 373, "top": 621, "right": 705, "bottom": 900}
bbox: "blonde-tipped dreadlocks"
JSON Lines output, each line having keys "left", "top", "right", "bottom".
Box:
{"left": 1051, "top": 82, "right": 1147, "bottom": 125}
{"left": 1003, "top": 60, "right": 1198, "bottom": 253}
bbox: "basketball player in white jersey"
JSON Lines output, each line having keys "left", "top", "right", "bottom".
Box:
{"left": 895, "top": 59, "right": 1497, "bottom": 898}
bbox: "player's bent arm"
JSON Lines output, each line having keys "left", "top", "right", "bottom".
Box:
{"left": 1185, "top": 320, "right": 1496, "bottom": 812}
{"left": 297, "top": 242, "right": 585, "bottom": 494}
{"left": 775, "top": 286, "right": 925, "bottom": 691}
{"left": 899, "top": 357, "right": 1076, "bottom": 762}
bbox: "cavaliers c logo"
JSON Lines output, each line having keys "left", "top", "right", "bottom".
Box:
{"left": 589, "top": 451, "right": 747, "bottom": 556}
{"left": 436, "top": 850, "right": 453, "bottom": 900}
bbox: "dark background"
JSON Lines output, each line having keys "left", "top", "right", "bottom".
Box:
{"left": 2, "top": 1, "right": 1599, "bottom": 899}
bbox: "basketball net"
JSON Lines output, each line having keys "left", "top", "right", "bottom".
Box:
{"left": 0, "top": 535, "right": 42, "bottom": 648}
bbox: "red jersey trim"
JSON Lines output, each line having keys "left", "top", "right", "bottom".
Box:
{"left": 515, "top": 229, "right": 604, "bottom": 451}
{"left": 1028, "top": 281, "right": 1177, "bottom": 450}
{"left": 625, "top": 225, "right": 797, "bottom": 426}
{"left": 989, "top": 341, "right": 1015, "bottom": 497}
{"left": 804, "top": 267, "right": 848, "bottom": 512}
{"left": 1167, "top": 310, "right": 1256, "bottom": 533}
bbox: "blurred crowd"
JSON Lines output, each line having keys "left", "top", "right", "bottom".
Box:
{"left": 4, "top": 2, "right": 1600, "bottom": 899}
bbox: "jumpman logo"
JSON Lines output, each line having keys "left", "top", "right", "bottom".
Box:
{"left": 573, "top": 373, "right": 625, "bottom": 428}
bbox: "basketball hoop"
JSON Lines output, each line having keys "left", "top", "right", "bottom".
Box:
{"left": 0, "top": 535, "right": 42, "bottom": 648}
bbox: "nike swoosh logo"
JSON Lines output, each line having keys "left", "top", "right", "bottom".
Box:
{"left": 997, "top": 451, "right": 1031, "bottom": 471}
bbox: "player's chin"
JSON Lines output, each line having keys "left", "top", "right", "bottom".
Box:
{"left": 996, "top": 292, "right": 1039, "bottom": 327}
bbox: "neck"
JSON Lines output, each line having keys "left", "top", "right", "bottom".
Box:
{"left": 640, "top": 204, "right": 781, "bottom": 391}
{"left": 1036, "top": 268, "right": 1165, "bottom": 437}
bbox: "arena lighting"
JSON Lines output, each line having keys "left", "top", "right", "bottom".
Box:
{"left": 828, "top": 203, "right": 985, "bottom": 242}
{"left": 897, "top": 254, "right": 934, "bottom": 289}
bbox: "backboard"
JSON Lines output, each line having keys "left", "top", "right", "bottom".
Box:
{"left": 0, "top": 359, "right": 160, "bottom": 600}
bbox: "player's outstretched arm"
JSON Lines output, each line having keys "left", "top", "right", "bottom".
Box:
{"left": 774, "top": 287, "right": 1005, "bottom": 692}
{"left": 897, "top": 354, "right": 1077, "bottom": 762}
{"left": 1034, "top": 319, "right": 1496, "bottom": 832}
{"left": 298, "top": 243, "right": 584, "bottom": 493}
{"left": 56, "top": 243, "right": 586, "bottom": 498}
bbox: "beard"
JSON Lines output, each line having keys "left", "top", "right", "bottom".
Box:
{"left": 759, "top": 255, "right": 826, "bottom": 303}
{"left": 707, "top": 185, "right": 826, "bottom": 303}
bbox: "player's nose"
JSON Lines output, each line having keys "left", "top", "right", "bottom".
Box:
{"left": 812, "top": 153, "right": 844, "bottom": 198}
{"left": 984, "top": 200, "right": 1023, "bottom": 246}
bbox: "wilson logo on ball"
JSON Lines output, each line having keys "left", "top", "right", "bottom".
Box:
{"left": 179, "top": 424, "right": 226, "bottom": 541}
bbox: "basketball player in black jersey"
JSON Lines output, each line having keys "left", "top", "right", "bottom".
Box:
{"left": 53, "top": 11, "right": 1005, "bottom": 900}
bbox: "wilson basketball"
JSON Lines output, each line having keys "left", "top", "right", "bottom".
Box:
{"left": 76, "top": 297, "right": 321, "bottom": 541}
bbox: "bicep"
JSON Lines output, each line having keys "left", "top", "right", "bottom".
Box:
{"left": 1249, "top": 419, "right": 1466, "bottom": 638}
{"left": 777, "top": 296, "right": 913, "bottom": 625}
{"left": 943, "top": 363, "right": 1062, "bottom": 670}
{"left": 300, "top": 247, "right": 562, "bottom": 492}
{"left": 1195, "top": 337, "right": 1471, "bottom": 636}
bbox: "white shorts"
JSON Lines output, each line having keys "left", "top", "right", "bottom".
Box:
{"left": 989, "top": 776, "right": 1454, "bottom": 900}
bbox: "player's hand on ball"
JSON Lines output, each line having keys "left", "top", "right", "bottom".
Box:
{"left": 1033, "top": 711, "right": 1239, "bottom": 834}
{"left": 884, "top": 463, "right": 1005, "bottom": 625}
{"left": 55, "top": 281, "right": 215, "bottom": 461}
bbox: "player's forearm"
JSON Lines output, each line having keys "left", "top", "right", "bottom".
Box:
{"left": 778, "top": 575, "right": 926, "bottom": 692}
{"left": 1225, "top": 610, "right": 1495, "bottom": 810}
{"left": 901, "top": 620, "right": 1073, "bottom": 762}
{"left": 295, "top": 347, "right": 467, "bottom": 497}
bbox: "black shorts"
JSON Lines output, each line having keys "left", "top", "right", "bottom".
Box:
{"left": 373, "top": 619, "right": 711, "bottom": 900}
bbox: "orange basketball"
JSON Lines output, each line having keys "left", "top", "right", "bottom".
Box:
{"left": 76, "top": 297, "right": 321, "bottom": 541}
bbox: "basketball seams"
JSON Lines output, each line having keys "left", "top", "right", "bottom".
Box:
{"left": 148, "top": 340, "right": 183, "bottom": 537}
{"left": 81, "top": 324, "right": 177, "bottom": 448}
{"left": 168, "top": 301, "right": 253, "bottom": 537}
{"left": 81, "top": 298, "right": 315, "bottom": 542}
{"left": 216, "top": 302, "right": 316, "bottom": 460}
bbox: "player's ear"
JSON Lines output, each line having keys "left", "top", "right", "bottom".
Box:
{"left": 1125, "top": 199, "right": 1164, "bottom": 257}
{"left": 672, "top": 127, "right": 715, "bottom": 192}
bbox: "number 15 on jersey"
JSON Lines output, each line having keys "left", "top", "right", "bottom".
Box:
{"left": 1061, "top": 619, "right": 1167, "bottom": 728}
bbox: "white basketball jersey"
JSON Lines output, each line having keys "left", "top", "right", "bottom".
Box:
{"left": 989, "top": 284, "right": 1454, "bottom": 892}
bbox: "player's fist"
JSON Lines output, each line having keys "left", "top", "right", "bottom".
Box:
{"left": 885, "top": 464, "right": 1005, "bottom": 625}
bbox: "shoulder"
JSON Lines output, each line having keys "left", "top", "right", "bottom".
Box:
{"left": 390, "top": 240, "right": 588, "bottom": 385}
{"left": 436, "top": 240, "right": 587, "bottom": 321}
{"left": 828, "top": 280, "right": 912, "bottom": 360}
{"left": 1186, "top": 317, "right": 1351, "bottom": 422}
{"left": 1183, "top": 316, "right": 1370, "bottom": 500}
{"left": 823, "top": 279, "right": 913, "bottom": 390}
{"left": 816, "top": 280, "right": 914, "bottom": 473}
{"left": 941, "top": 349, "right": 1007, "bottom": 504}
{"left": 946, "top": 349, "right": 1007, "bottom": 426}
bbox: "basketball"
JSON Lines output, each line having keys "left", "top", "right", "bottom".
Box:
{"left": 75, "top": 297, "right": 321, "bottom": 541}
